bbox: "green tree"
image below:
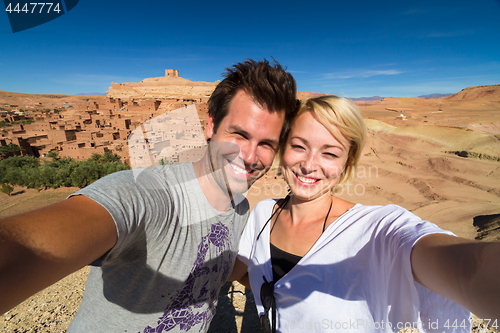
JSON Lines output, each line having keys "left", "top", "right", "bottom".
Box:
{"left": 0, "top": 144, "right": 22, "bottom": 158}
{"left": 0, "top": 156, "right": 39, "bottom": 184}
{"left": 102, "top": 161, "right": 130, "bottom": 175}
{"left": 0, "top": 183, "right": 14, "bottom": 196}
{"left": 90, "top": 152, "right": 122, "bottom": 164}
{"left": 0, "top": 153, "right": 128, "bottom": 189}
{"left": 47, "top": 151, "right": 59, "bottom": 159}
{"left": 54, "top": 161, "right": 78, "bottom": 188}
{"left": 70, "top": 160, "right": 103, "bottom": 187}
{"left": 102, "top": 152, "right": 122, "bottom": 163}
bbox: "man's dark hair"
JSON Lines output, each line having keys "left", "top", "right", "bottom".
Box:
{"left": 208, "top": 58, "right": 298, "bottom": 143}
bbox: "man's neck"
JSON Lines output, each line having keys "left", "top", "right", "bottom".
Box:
{"left": 192, "top": 154, "right": 234, "bottom": 212}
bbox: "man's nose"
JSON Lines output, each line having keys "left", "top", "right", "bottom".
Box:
{"left": 240, "top": 142, "right": 259, "bottom": 166}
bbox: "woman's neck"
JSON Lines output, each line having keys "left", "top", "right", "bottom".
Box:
{"left": 288, "top": 193, "right": 334, "bottom": 226}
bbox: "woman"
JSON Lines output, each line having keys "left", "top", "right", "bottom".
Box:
{"left": 229, "top": 95, "right": 500, "bottom": 333}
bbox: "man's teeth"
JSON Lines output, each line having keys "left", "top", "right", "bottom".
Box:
{"left": 297, "top": 175, "right": 317, "bottom": 183}
{"left": 230, "top": 162, "right": 250, "bottom": 174}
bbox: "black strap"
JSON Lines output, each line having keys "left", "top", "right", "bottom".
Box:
{"left": 322, "top": 197, "right": 333, "bottom": 233}
{"left": 262, "top": 276, "right": 276, "bottom": 333}
{"left": 256, "top": 194, "right": 290, "bottom": 240}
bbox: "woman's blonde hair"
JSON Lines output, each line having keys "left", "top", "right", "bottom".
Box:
{"left": 279, "top": 95, "right": 367, "bottom": 186}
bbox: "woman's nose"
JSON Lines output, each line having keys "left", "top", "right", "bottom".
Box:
{"left": 300, "top": 153, "right": 317, "bottom": 173}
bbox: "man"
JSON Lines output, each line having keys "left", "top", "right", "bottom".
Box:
{"left": 0, "top": 59, "right": 298, "bottom": 332}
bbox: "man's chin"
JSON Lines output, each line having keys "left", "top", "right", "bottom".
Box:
{"left": 226, "top": 179, "right": 251, "bottom": 196}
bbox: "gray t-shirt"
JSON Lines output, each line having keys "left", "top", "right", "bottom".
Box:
{"left": 67, "top": 163, "right": 249, "bottom": 333}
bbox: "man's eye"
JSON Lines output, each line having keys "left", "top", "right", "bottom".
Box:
{"left": 263, "top": 142, "right": 277, "bottom": 150}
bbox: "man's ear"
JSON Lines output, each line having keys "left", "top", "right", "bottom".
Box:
{"left": 206, "top": 115, "right": 215, "bottom": 140}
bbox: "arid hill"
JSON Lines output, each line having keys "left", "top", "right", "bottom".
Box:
{"left": 446, "top": 84, "right": 500, "bottom": 101}
{"left": 0, "top": 90, "right": 105, "bottom": 110}
{"left": 106, "top": 70, "right": 219, "bottom": 100}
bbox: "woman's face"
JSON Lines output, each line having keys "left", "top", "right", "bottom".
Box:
{"left": 282, "top": 111, "right": 350, "bottom": 201}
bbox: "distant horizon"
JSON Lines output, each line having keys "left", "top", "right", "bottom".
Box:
{"left": 0, "top": 85, "right": 456, "bottom": 100}
{"left": 4, "top": 81, "right": 491, "bottom": 100}
{"left": 5, "top": 78, "right": 500, "bottom": 100}
{"left": 0, "top": 85, "right": 470, "bottom": 100}
{"left": 1, "top": 71, "right": 497, "bottom": 99}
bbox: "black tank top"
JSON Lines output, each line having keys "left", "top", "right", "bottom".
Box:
{"left": 270, "top": 243, "right": 302, "bottom": 282}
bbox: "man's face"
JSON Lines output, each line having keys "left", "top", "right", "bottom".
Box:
{"left": 206, "top": 89, "right": 285, "bottom": 195}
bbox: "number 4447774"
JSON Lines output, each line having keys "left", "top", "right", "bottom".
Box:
{"left": 469, "top": 318, "right": 499, "bottom": 331}
{"left": 5, "top": 3, "right": 61, "bottom": 14}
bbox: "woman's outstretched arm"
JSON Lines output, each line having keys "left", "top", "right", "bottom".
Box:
{"left": 411, "top": 233, "right": 500, "bottom": 321}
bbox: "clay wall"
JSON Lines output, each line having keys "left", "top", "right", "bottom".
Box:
{"left": 140, "top": 100, "right": 161, "bottom": 111}
{"left": 47, "top": 129, "right": 77, "bottom": 144}
{"left": 110, "top": 118, "right": 131, "bottom": 131}
{"left": 165, "top": 69, "right": 179, "bottom": 77}
{"left": 97, "top": 98, "right": 123, "bottom": 110}
{"left": 119, "top": 129, "right": 131, "bottom": 140}
{"left": 98, "top": 109, "right": 113, "bottom": 116}
{"left": 75, "top": 131, "right": 93, "bottom": 141}
{"left": 24, "top": 134, "right": 48, "bottom": 145}
{"left": 100, "top": 130, "right": 119, "bottom": 141}
{"left": 10, "top": 124, "right": 24, "bottom": 132}
{"left": 61, "top": 143, "right": 115, "bottom": 161}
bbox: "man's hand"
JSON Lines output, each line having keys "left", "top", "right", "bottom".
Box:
{"left": 228, "top": 258, "right": 251, "bottom": 289}
{"left": 0, "top": 195, "right": 117, "bottom": 313}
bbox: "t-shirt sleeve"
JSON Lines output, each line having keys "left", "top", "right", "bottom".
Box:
{"left": 69, "top": 168, "right": 173, "bottom": 264}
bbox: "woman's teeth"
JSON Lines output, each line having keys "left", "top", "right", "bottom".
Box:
{"left": 297, "top": 175, "right": 317, "bottom": 183}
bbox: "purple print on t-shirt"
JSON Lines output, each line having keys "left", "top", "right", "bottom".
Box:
{"left": 143, "top": 222, "right": 230, "bottom": 332}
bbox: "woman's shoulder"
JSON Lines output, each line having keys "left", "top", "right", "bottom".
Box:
{"left": 347, "top": 201, "right": 407, "bottom": 212}
{"left": 346, "top": 202, "right": 419, "bottom": 221}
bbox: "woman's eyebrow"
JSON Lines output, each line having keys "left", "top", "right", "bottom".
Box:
{"left": 290, "top": 136, "right": 347, "bottom": 150}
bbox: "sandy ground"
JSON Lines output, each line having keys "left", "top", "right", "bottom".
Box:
{"left": 1, "top": 95, "right": 500, "bottom": 332}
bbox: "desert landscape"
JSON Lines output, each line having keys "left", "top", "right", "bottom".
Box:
{"left": 1, "top": 81, "right": 499, "bottom": 332}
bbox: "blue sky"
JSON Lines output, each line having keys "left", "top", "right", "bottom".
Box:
{"left": 1, "top": 0, "right": 499, "bottom": 98}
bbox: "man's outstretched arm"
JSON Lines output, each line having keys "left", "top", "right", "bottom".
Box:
{"left": 0, "top": 195, "right": 117, "bottom": 313}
